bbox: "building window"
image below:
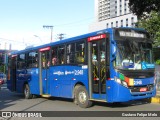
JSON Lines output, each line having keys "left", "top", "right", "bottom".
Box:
{"left": 116, "top": 21, "right": 118, "bottom": 27}
{"left": 126, "top": 18, "right": 128, "bottom": 26}
{"left": 121, "top": 20, "right": 123, "bottom": 27}
{"left": 131, "top": 17, "right": 134, "bottom": 26}
{"left": 115, "top": 11, "right": 117, "bottom": 15}
{"left": 111, "top": 22, "right": 113, "bottom": 28}
{"left": 124, "top": 9, "right": 127, "bottom": 14}
{"left": 106, "top": 23, "right": 109, "bottom": 28}
{"left": 120, "top": 10, "right": 122, "bottom": 15}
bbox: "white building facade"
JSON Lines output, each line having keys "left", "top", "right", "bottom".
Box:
{"left": 89, "top": 0, "right": 137, "bottom": 32}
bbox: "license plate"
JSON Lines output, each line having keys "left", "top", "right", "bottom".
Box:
{"left": 140, "top": 88, "right": 147, "bottom": 92}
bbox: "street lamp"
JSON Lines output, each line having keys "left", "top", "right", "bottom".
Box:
{"left": 43, "top": 25, "right": 53, "bottom": 42}
{"left": 34, "top": 35, "right": 42, "bottom": 42}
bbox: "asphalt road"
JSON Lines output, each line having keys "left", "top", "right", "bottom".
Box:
{"left": 0, "top": 84, "right": 160, "bottom": 120}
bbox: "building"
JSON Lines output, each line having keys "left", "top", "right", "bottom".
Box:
{"left": 89, "top": 0, "right": 137, "bottom": 32}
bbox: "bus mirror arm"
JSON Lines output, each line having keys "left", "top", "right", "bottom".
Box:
{"left": 111, "top": 55, "right": 116, "bottom": 62}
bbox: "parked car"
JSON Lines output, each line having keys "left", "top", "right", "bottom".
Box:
{"left": 0, "top": 72, "right": 6, "bottom": 85}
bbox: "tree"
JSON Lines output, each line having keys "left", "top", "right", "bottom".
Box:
{"left": 128, "top": 0, "right": 160, "bottom": 18}
{"left": 137, "top": 11, "right": 160, "bottom": 47}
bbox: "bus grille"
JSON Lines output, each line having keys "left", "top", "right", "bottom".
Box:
{"left": 129, "top": 84, "right": 154, "bottom": 93}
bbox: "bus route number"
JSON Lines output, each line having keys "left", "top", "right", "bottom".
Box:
{"left": 74, "top": 70, "right": 83, "bottom": 75}
{"left": 134, "top": 80, "right": 142, "bottom": 85}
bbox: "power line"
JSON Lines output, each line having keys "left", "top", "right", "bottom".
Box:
{"left": 54, "top": 17, "right": 94, "bottom": 27}
{"left": 0, "top": 37, "right": 30, "bottom": 46}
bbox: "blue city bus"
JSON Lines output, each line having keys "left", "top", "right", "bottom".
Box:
{"left": 7, "top": 27, "right": 156, "bottom": 108}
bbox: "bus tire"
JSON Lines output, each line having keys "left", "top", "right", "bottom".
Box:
{"left": 24, "top": 84, "right": 33, "bottom": 99}
{"left": 75, "top": 85, "right": 92, "bottom": 108}
{"left": 74, "top": 85, "right": 81, "bottom": 105}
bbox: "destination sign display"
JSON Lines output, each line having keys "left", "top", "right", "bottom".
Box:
{"left": 114, "top": 28, "right": 150, "bottom": 40}
{"left": 119, "top": 31, "right": 145, "bottom": 38}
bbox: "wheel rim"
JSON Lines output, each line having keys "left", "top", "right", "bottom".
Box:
{"left": 78, "top": 91, "right": 87, "bottom": 104}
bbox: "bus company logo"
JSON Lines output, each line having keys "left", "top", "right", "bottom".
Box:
{"left": 53, "top": 71, "right": 64, "bottom": 75}
{"left": 53, "top": 70, "right": 84, "bottom": 76}
{"left": 2, "top": 112, "right": 12, "bottom": 118}
{"left": 65, "top": 71, "right": 74, "bottom": 75}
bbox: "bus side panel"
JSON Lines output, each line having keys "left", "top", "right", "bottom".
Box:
{"left": 28, "top": 68, "right": 40, "bottom": 95}
{"left": 16, "top": 69, "right": 27, "bottom": 93}
{"left": 49, "top": 66, "right": 88, "bottom": 98}
{"left": 60, "top": 66, "right": 88, "bottom": 98}
{"left": 106, "top": 80, "right": 114, "bottom": 102}
{"left": 7, "top": 70, "right": 15, "bottom": 92}
{"left": 7, "top": 78, "right": 14, "bottom": 92}
{"left": 49, "top": 66, "right": 63, "bottom": 97}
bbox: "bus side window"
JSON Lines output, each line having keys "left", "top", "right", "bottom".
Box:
{"left": 17, "top": 54, "right": 25, "bottom": 69}
{"left": 58, "top": 46, "right": 65, "bottom": 64}
{"left": 51, "top": 47, "right": 58, "bottom": 66}
{"left": 67, "top": 43, "right": 75, "bottom": 64}
{"left": 32, "top": 52, "right": 38, "bottom": 67}
{"left": 75, "top": 41, "right": 85, "bottom": 63}
{"left": 28, "top": 51, "right": 38, "bottom": 68}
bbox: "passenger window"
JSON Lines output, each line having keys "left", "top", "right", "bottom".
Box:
{"left": 75, "top": 41, "right": 85, "bottom": 63}
{"left": 27, "top": 51, "right": 38, "bottom": 68}
{"left": 17, "top": 54, "right": 25, "bottom": 69}
{"left": 58, "top": 46, "right": 65, "bottom": 64}
{"left": 67, "top": 43, "right": 75, "bottom": 64}
{"left": 51, "top": 47, "right": 58, "bottom": 65}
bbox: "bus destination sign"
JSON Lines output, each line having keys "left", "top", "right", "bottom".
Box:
{"left": 88, "top": 34, "right": 106, "bottom": 42}
{"left": 119, "top": 31, "right": 146, "bottom": 38}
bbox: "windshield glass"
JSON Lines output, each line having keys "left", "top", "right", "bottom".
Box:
{"left": 114, "top": 40, "right": 155, "bottom": 70}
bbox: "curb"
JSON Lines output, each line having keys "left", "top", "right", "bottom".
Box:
{"left": 151, "top": 96, "right": 160, "bottom": 103}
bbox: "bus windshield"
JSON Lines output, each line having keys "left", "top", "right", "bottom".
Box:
{"left": 114, "top": 40, "right": 155, "bottom": 70}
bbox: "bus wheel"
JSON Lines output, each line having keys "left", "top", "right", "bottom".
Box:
{"left": 75, "top": 85, "right": 92, "bottom": 108}
{"left": 24, "top": 84, "right": 33, "bottom": 99}
{"left": 74, "top": 85, "right": 81, "bottom": 105}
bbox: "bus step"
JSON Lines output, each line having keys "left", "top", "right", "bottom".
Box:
{"left": 41, "top": 94, "right": 51, "bottom": 98}
{"left": 89, "top": 99, "right": 106, "bottom": 102}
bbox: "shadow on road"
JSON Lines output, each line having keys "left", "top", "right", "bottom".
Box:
{"left": 92, "top": 100, "right": 151, "bottom": 108}
{"left": 0, "top": 84, "right": 151, "bottom": 110}
{"left": 46, "top": 96, "right": 150, "bottom": 108}
{"left": 0, "top": 85, "right": 24, "bottom": 110}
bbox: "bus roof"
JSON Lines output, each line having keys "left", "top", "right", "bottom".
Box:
{"left": 10, "top": 27, "right": 147, "bottom": 55}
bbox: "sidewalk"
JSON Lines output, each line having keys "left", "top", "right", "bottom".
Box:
{"left": 152, "top": 66, "right": 160, "bottom": 103}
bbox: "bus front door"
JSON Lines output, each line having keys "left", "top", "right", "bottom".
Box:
{"left": 9, "top": 56, "right": 17, "bottom": 91}
{"left": 89, "top": 38, "right": 107, "bottom": 100}
{"left": 39, "top": 49, "right": 50, "bottom": 95}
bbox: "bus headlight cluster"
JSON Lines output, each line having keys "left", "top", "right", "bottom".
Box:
{"left": 115, "top": 77, "right": 128, "bottom": 88}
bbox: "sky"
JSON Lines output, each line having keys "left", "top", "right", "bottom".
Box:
{"left": 0, "top": 0, "right": 94, "bottom": 50}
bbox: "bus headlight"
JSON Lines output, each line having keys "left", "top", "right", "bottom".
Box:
{"left": 122, "top": 81, "right": 128, "bottom": 88}
{"left": 115, "top": 77, "right": 128, "bottom": 88}
{"left": 115, "top": 78, "right": 121, "bottom": 84}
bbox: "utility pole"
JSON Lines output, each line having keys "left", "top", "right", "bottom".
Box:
{"left": 43, "top": 25, "right": 53, "bottom": 42}
{"left": 57, "top": 33, "right": 65, "bottom": 40}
